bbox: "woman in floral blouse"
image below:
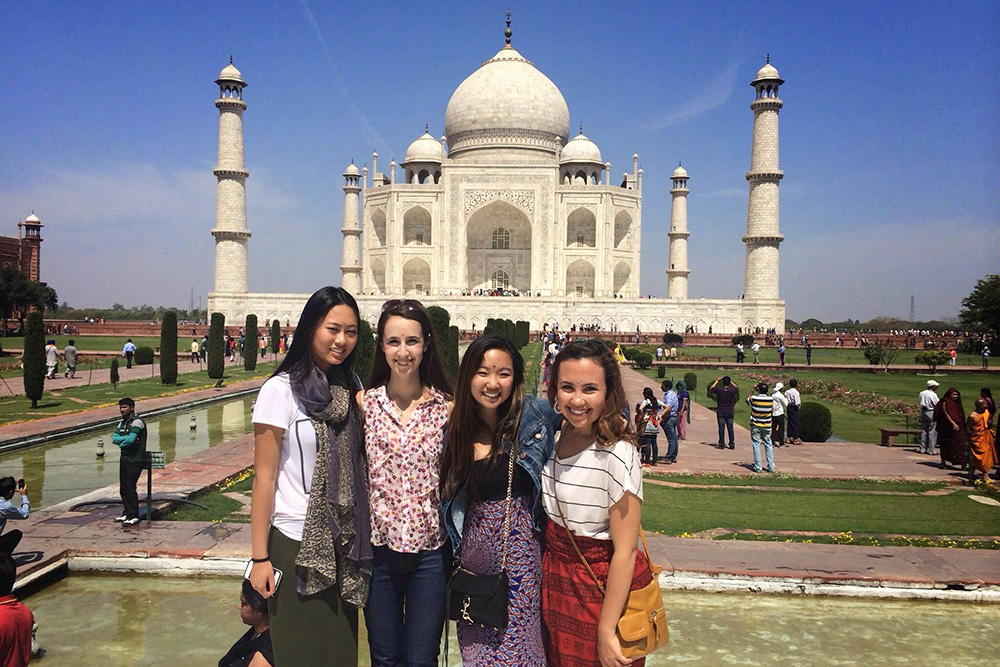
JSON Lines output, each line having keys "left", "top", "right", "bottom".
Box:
{"left": 363, "top": 299, "right": 454, "bottom": 666}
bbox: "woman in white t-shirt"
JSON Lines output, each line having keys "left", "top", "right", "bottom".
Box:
{"left": 249, "top": 287, "right": 369, "bottom": 666}
{"left": 540, "top": 340, "right": 651, "bottom": 667}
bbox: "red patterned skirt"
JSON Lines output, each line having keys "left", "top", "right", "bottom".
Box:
{"left": 542, "top": 520, "right": 653, "bottom": 667}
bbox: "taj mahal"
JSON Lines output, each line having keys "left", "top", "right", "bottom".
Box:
{"left": 208, "top": 20, "right": 787, "bottom": 334}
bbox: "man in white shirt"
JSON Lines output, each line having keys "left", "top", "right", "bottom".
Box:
{"left": 784, "top": 379, "right": 802, "bottom": 444}
{"left": 771, "top": 382, "right": 788, "bottom": 447}
{"left": 918, "top": 380, "right": 940, "bottom": 454}
{"left": 752, "top": 342, "right": 761, "bottom": 364}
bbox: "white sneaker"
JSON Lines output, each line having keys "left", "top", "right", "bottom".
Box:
{"left": 113, "top": 515, "right": 127, "bottom": 522}
{"left": 122, "top": 517, "right": 140, "bottom": 526}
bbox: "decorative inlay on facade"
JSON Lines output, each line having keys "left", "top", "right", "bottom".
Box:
{"left": 465, "top": 189, "right": 535, "bottom": 216}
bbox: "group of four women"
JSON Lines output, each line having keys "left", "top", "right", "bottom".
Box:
{"left": 247, "top": 287, "right": 651, "bottom": 667}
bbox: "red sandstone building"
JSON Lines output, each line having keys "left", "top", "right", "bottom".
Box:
{"left": 0, "top": 213, "right": 43, "bottom": 281}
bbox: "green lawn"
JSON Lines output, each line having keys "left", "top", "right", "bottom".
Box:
{"left": 0, "top": 335, "right": 161, "bottom": 351}
{"left": 0, "top": 360, "right": 279, "bottom": 425}
{"left": 632, "top": 343, "right": 982, "bottom": 368}
{"left": 163, "top": 470, "right": 253, "bottom": 522}
{"left": 641, "top": 484, "right": 999, "bottom": 537}
{"left": 640, "top": 366, "right": 995, "bottom": 443}
{"left": 522, "top": 342, "right": 543, "bottom": 396}
{"left": 648, "top": 473, "right": 947, "bottom": 493}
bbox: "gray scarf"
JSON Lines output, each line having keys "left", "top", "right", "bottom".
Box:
{"left": 290, "top": 364, "right": 372, "bottom": 606}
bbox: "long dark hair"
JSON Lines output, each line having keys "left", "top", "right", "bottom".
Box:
{"left": 369, "top": 299, "right": 453, "bottom": 396}
{"left": 274, "top": 286, "right": 360, "bottom": 382}
{"left": 440, "top": 336, "right": 525, "bottom": 502}
{"left": 642, "top": 386, "right": 660, "bottom": 410}
{"left": 547, "top": 339, "right": 632, "bottom": 446}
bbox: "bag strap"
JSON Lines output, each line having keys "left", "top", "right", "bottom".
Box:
{"left": 552, "top": 445, "right": 656, "bottom": 598}
{"left": 499, "top": 436, "right": 518, "bottom": 571}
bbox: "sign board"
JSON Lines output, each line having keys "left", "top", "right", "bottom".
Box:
{"left": 146, "top": 451, "right": 166, "bottom": 469}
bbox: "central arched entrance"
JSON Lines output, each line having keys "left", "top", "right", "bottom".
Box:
{"left": 466, "top": 200, "right": 532, "bottom": 292}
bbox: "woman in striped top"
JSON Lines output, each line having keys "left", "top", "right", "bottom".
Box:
{"left": 540, "top": 340, "right": 651, "bottom": 667}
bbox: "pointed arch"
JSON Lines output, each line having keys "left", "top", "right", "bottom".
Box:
{"left": 614, "top": 210, "right": 633, "bottom": 249}
{"left": 402, "top": 257, "right": 431, "bottom": 295}
{"left": 567, "top": 207, "right": 596, "bottom": 248}
{"left": 565, "top": 259, "right": 595, "bottom": 298}
{"left": 371, "top": 208, "right": 387, "bottom": 247}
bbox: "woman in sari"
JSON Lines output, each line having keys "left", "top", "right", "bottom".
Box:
{"left": 933, "top": 388, "right": 967, "bottom": 469}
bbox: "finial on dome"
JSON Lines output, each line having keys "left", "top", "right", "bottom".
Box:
{"left": 505, "top": 9, "right": 512, "bottom": 45}
{"left": 766, "top": 53, "right": 770, "bottom": 64}
{"left": 230, "top": 54, "right": 233, "bottom": 65}
{"left": 425, "top": 122, "right": 429, "bottom": 133}
{"left": 679, "top": 161, "right": 682, "bottom": 166}
{"left": 579, "top": 123, "right": 583, "bottom": 135}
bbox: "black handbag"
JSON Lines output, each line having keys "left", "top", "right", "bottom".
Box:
{"left": 447, "top": 439, "right": 518, "bottom": 631}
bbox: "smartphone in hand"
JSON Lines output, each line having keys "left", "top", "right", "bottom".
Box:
{"left": 244, "top": 559, "right": 282, "bottom": 593}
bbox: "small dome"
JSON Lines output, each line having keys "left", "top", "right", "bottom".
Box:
{"left": 24, "top": 213, "right": 40, "bottom": 223}
{"left": 560, "top": 131, "right": 603, "bottom": 165}
{"left": 403, "top": 132, "right": 444, "bottom": 164}
{"left": 217, "top": 61, "right": 245, "bottom": 85}
{"left": 672, "top": 165, "right": 688, "bottom": 179}
{"left": 751, "top": 58, "right": 783, "bottom": 85}
{"left": 344, "top": 163, "right": 360, "bottom": 176}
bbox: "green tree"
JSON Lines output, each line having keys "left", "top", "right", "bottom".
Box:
{"left": 426, "top": 306, "right": 458, "bottom": 382}
{"left": 244, "top": 315, "right": 258, "bottom": 372}
{"left": 915, "top": 350, "right": 950, "bottom": 372}
{"left": 0, "top": 265, "right": 58, "bottom": 333}
{"left": 515, "top": 320, "right": 529, "bottom": 348}
{"left": 447, "top": 326, "right": 460, "bottom": 381}
{"left": 22, "top": 312, "right": 45, "bottom": 408}
{"left": 160, "top": 311, "right": 178, "bottom": 384}
{"left": 270, "top": 320, "right": 281, "bottom": 356}
{"left": 208, "top": 313, "right": 225, "bottom": 379}
{"left": 355, "top": 320, "right": 375, "bottom": 386}
{"left": 110, "top": 358, "right": 120, "bottom": 392}
{"left": 959, "top": 274, "right": 1000, "bottom": 335}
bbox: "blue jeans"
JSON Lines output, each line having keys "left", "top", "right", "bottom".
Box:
{"left": 639, "top": 434, "right": 658, "bottom": 464}
{"left": 365, "top": 545, "right": 448, "bottom": 667}
{"left": 661, "top": 415, "right": 678, "bottom": 461}
{"left": 750, "top": 425, "right": 775, "bottom": 472}
{"left": 717, "top": 414, "right": 734, "bottom": 446}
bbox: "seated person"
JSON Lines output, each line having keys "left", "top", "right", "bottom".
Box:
{"left": 219, "top": 579, "right": 273, "bottom": 667}
{"left": 0, "top": 553, "right": 33, "bottom": 667}
{"left": 0, "top": 479, "right": 29, "bottom": 556}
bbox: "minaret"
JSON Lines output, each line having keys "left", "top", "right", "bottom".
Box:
{"left": 742, "top": 55, "right": 784, "bottom": 301}
{"left": 340, "top": 163, "right": 362, "bottom": 293}
{"left": 211, "top": 57, "right": 251, "bottom": 294}
{"left": 17, "top": 212, "right": 43, "bottom": 282}
{"left": 666, "top": 165, "right": 690, "bottom": 298}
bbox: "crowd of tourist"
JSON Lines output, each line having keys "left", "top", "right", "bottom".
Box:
{"left": 918, "top": 380, "right": 997, "bottom": 484}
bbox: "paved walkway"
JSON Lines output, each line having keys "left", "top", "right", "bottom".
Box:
{"left": 619, "top": 366, "right": 973, "bottom": 484}
{"left": 6, "top": 366, "right": 998, "bottom": 598}
{"left": 650, "top": 359, "right": 997, "bottom": 374}
{"left": 0, "top": 354, "right": 280, "bottom": 397}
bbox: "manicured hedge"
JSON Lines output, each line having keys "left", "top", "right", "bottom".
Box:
{"left": 244, "top": 315, "right": 258, "bottom": 372}
{"left": 160, "top": 311, "right": 178, "bottom": 384}
{"left": 683, "top": 372, "right": 698, "bottom": 392}
{"left": 23, "top": 312, "right": 45, "bottom": 408}
{"left": 208, "top": 313, "right": 225, "bottom": 379}
{"left": 800, "top": 402, "right": 833, "bottom": 442}
{"left": 134, "top": 346, "right": 155, "bottom": 365}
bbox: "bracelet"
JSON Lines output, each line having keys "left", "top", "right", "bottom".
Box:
{"left": 250, "top": 556, "right": 270, "bottom": 563}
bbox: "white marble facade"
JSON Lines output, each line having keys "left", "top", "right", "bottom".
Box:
{"left": 209, "top": 32, "right": 787, "bottom": 334}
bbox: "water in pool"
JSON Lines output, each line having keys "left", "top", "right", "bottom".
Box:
{"left": 0, "top": 396, "right": 254, "bottom": 509}
{"left": 25, "top": 575, "right": 998, "bottom": 665}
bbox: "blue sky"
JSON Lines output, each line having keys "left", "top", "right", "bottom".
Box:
{"left": 2, "top": 1, "right": 997, "bottom": 321}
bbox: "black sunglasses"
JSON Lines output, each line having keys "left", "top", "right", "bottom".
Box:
{"left": 381, "top": 299, "right": 424, "bottom": 312}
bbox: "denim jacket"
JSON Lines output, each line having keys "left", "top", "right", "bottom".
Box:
{"left": 441, "top": 395, "right": 558, "bottom": 557}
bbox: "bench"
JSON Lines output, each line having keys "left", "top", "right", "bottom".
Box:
{"left": 698, "top": 356, "right": 724, "bottom": 363}
{"left": 879, "top": 428, "right": 922, "bottom": 447}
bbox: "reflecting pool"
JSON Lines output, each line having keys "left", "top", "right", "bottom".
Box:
{"left": 0, "top": 396, "right": 254, "bottom": 509}
{"left": 26, "top": 575, "right": 999, "bottom": 665}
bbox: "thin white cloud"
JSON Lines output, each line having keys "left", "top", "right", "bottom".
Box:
{"left": 644, "top": 61, "right": 741, "bottom": 130}
{"left": 296, "top": 0, "right": 390, "bottom": 153}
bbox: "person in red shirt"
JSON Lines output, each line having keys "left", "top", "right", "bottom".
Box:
{"left": 0, "top": 553, "right": 33, "bottom": 666}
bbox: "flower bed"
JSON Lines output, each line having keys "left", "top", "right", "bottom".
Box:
{"left": 743, "top": 372, "right": 920, "bottom": 420}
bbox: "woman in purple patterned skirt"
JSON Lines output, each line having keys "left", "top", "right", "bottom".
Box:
{"left": 441, "top": 335, "right": 557, "bottom": 665}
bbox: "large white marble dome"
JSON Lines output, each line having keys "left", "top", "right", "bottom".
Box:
{"left": 444, "top": 45, "right": 570, "bottom": 158}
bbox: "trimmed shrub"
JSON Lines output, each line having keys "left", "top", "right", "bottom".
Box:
{"left": 23, "top": 312, "right": 45, "bottom": 409}
{"left": 914, "top": 350, "right": 950, "bottom": 372}
{"left": 110, "top": 357, "right": 120, "bottom": 391}
{"left": 355, "top": 319, "right": 375, "bottom": 386}
{"left": 799, "top": 402, "right": 833, "bottom": 442}
{"left": 662, "top": 333, "right": 683, "bottom": 346}
{"left": 622, "top": 347, "right": 640, "bottom": 361}
{"left": 515, "top": 320, "right": 529, "bottom": 349}
{"left": 483, "top": 318, "right": 498, "bottom": 336}
{"left": 732, "top": 334, "right": 754, "bottom": 346}
{"left": 134, "top": 346, "right": 155, "bottom": 365}
{"left": 634, "top": 352, "right": 653, "bottom": 369}
{"left": 208, "top": 312, "right": 225, "bottom": 379}
{"left": 160, "top": 311, "right": 178, "bottom": 384}
{"left": 656, "top": 365, "right": 666, "bottom": 379}
{"left": 244, "top": 315, "right": 258, "bottom": 371}
{"left": 427, "top": 306, "right": 459, "bottom": 382}
{"left": 270, "top": 320, "right": 281, "bottom": 356}
{"left": 683, "top": 372, "right": 698, "bottom": 392}
{"left": 595, "top": 338, "right": 615, "bottom": 350}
